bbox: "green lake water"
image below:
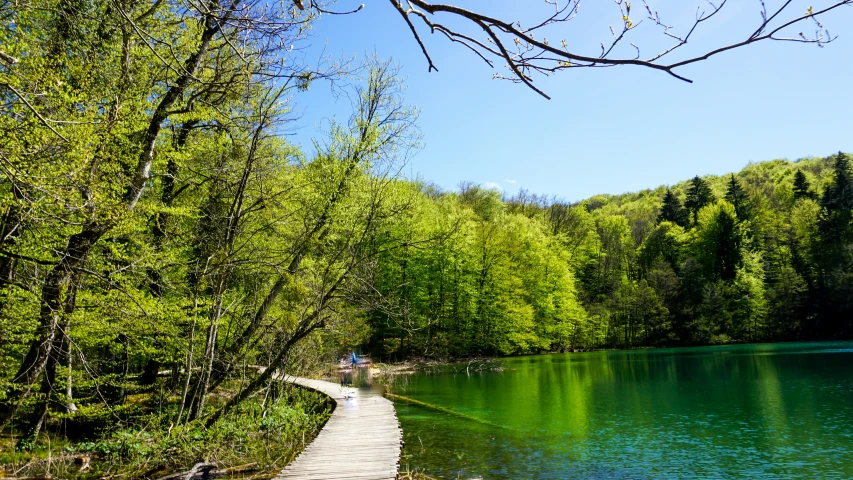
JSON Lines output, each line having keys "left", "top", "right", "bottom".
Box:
{"left": 388, "top": 342, "right": 853, "bottom": 479}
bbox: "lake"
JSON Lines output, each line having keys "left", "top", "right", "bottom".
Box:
{"left": 388, "top": 342, "right": 853, "bottom": 479}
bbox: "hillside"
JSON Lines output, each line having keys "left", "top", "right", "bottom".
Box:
{"left": 365, "top": 153, "right": 852, "bottom": 357}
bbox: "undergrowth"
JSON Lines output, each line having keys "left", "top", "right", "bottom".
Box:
{"left": 0, "top": 382, "right": 331, "bottom": 479}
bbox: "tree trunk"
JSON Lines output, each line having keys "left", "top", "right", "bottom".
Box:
{"left": 17, "top": 280, "right": 78, "bottom": 447}
{"left": 65, "top": 341, "right": 77, "bottom": 413}
{"left": 204, "top": 318, "right": 321, "bottom": 427}
{"left": 9, "top": 223, "right": 104, "bottom": 391}
{"left": 204, "top": 278, "right": 347, "bottom": 426}
{"left": 205, "top": 271, "right": 291, "bottom": 392}
{"left": 174, "top": 305, "right": 197, "bottom": 426}
{"left": 0, "top": 206, "right": 21, "bottom": 282}
{"left": 186, "top": 276, "right": 226, "bottom": 421}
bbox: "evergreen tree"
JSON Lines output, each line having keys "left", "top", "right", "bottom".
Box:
{"left": 792, "top": 169, "right": 815, "bottom": 201}
{"left": 658, "top": 189, "right": 689, "bottom": 227}
{"left": 685, "top": 176, "right": 715, "bottom": 226}
{"left": 714, "top": 208, "right": 742, "bottom": 281}
{"left": 818, "top": 152, "right": 853, "bottom": 246}
{"left": 695, "top": 203, "right": 743, "bottom": 282}
{"left": 725, "top": 174, "right": 751, "bottom": 221}
{"left": 814, "top": 151, "right": 853, "bottom": 336}
{"left": 821, "top": 152, "right": 853, "bottom": 212}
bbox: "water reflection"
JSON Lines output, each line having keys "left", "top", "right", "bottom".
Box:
{"left": 339, "top": 364, "right": 374, "bottom": 388}
{"left": 391, "top": 342, "right": 853, "bottom": 479}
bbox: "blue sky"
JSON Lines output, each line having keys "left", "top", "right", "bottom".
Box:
{"left": 287, "top": 1, "right": 853, "bottom": 202}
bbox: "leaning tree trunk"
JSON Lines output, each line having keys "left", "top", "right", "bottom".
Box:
{"left": 1, "top": 222, "right": 105, "bottom": 429}
{"left": 204, "top": 277, "right": 347, "bottom": 427}
{"left": 206, "top": 149, "right": 364, "bottom": 393}
{"left": 204, "top": 316, "right": 322, "bottom": 428}
{"left": 17, "top": 278, "right": 78, "bottom": 447}
{"left": 205, "top": 256, "right": 300, "bottom": 393}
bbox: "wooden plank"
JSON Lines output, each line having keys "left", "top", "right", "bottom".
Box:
{"left": 274, "top": 376, "right": 402, "bottom": 480}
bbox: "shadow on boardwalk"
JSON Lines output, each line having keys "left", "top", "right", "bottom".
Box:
{"left": 275, "top": 376, "right": 403, "bottom": 480}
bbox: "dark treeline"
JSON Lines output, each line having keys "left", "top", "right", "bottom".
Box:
{"left": 367, "top": 153, "right": 853, "bottom": 358}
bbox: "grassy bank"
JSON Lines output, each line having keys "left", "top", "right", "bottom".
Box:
{"left": 1, "top": 381, "right": 331, "bottom": 479}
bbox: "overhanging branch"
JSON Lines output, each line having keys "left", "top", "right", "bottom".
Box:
{"left": 367, "top": 0, "right": 853, "bottom": 98}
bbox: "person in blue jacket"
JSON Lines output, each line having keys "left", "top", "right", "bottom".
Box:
{"left": 351, "top": 351, "right": 358, "bottom": 367}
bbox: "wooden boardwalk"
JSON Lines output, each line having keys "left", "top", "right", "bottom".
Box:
{"left": 275, "top": 376, "right": 403, "bottom": 480}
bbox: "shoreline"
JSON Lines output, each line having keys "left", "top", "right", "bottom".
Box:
{"left": 367, "top": 339, "right": 840, "bottom": 373}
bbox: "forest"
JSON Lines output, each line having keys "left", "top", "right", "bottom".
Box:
{"left": 368, "top": 153, "right": 853, "bottom": 357}
{"left": 1, "top": 0, "right": 425, "bottom": 466}
{"left": 2, "top": 0, "right": 853, "bottom": 474}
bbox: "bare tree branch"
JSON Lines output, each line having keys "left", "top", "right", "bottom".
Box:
{"left": 356, "top": 0, "right": 853, "bottom": 98}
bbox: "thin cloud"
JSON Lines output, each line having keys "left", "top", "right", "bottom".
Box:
{"left": 484, "top": 182, "right": 503, "bottom": 191}
{"left": 504, "top": 179, "right": 517, "bottom": 184}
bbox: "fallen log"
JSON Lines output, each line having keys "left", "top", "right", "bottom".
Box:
{"left": 153, "top": 462, "right": 258, "bottom": 480}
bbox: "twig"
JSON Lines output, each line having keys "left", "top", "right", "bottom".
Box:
{"left": 0, "top": 82, "right": 69, "bottom": 142}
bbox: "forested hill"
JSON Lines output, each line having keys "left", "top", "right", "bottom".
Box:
{"left": 366, "top": 153, "right": 853, "bottom": 358}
